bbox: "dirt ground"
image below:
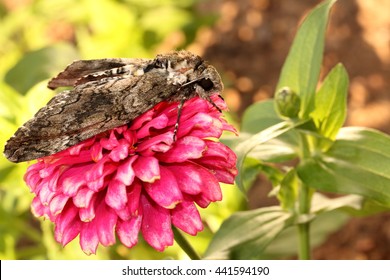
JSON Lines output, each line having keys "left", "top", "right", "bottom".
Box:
{"left": 193, "top": 0, "right": 390, "bottom": 259}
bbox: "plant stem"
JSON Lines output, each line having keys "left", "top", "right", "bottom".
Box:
{"left": 297, "top": 134, "right": 313, "bottom": 260}
{"left": 173, "top": 226, "right": 201, "bottom": 260}
{"left": 298, "top": 183, "right": 311, "bottom": 260}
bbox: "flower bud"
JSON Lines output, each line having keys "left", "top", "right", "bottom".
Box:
{"left": 275, "top": 87, "right": 301, "bottom": 118}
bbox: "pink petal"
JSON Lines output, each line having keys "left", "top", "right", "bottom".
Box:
{"left": 105, "top": 180, "right": 127, "bottom": 210}
{"left": 37, "top": 180, "right": 55, "bottom": 206}
{"left": 31, "top": 196, "right": 52, "bottom": 220}
{"left": 86, "top": 163, "right": 117, "bottom": 192}
{"left": 130, "top": 109, "right": 155, "bottom": 130}
{"left": 195, "top": 141, "right": 238, "bottom": 184}
{"left": 73, "top": 188, "right": 95, "bottom": 208}
{"left": 171, "top": 199, "right": 203, "bottom": 235}
{"left": 168, "top": 162, "right": 206, "bottom": 195}
{"left": 80, "top": 220, "right": 99, "bottom": 255}
{"left": 54, "top": 203, "right": 81, "bottom": 246}
{"left": 157, "top": 136, "right": 206, "bottom": 163}
{"left": 136, "top": 132, "right": 174, "bottom": 156}
{"left": 58, "top": 165, "right": 88, "bottom": 196}
{"left": 115, "top": 156, "right": 137, "bottom": 185}
{"left": 109, "top": 139, "right": 129, "bottom": 162}
{"left": 177, "top": 112, "right": 223, "bottom": 139}
{"left": 100, "top": 130, "right": 119, "bottom": 150}
{"left": 133, "top": 156, "right": 160, "bottom": 183}
{"left": 144, "top": 166, "right": 182, "bottom": 209}
{"left": 136, "top": 114, "right": 169, "bottom": 139}
{"left": 49, "top": 194, "right": 69, "bottom": 215}
{"left": 90, "top": 142, "right": 103, "bottom": 162}
{"left": 117, "top": 215, "right": 142, "bottom": 248}
{"left": 127, "top": 180, "right": 142, "bottom": 215}
{"left": 78, "top": 193, "right": 97, "bottom": 222}
{"left": 95, "top": 203, "right": 117, "bottom": 246}
{"left": 141, "top": 194, "right": 173, "bottom": 251}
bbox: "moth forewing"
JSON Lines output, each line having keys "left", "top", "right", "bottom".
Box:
{"left": 4, "top": 50, "right": 223, "bottom": 163}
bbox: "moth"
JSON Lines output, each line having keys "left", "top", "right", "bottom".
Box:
{"left": 4, "top": 50, "right": 223, "bottom": 163}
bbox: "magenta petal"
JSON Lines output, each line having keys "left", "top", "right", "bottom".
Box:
{"left": 54, "top": 203, "right": 81, "bottom": 246}
{"left": 141, "top": 194, "right": 173, "bottom": 251}
{"left": 168, "top": 163, "right": 203, "bottom": 195}
{"left": 133, "top": 156, "right": 160, "bottom": 183}
{"left": 80, "top": 220, "right": 99, "bottom": 255}
{"left": 22, "top": 93, "right": 238, "bottom": 254}
{"left": 73, "top": 188, "right": 95, "bottom": 208}
{"left": 90, "top": 142, "right": 103, "bottom": 162}
{"left": 171, "top": 199, "right": 203, "bottom": 235}
{"left": 59, "top": 165, "right": 88, "bottom": 196}
{"left": 95, "top": 203, "right": 117, "bottom": 246}
{"left": 127, "top": 180, "right": 142, "bottom": 215}
{"left": 105, "top": 180, "right": 127, "bottom": 210}
{"left": 49, "top": 194, "right": 69, "bottom": 215}
{"left": 136, "top": 132, "right": 174, "bottom": 155}
{"left": 136, "top": 114, "right": 169, "bottom": 139}
{"left": 109, "top": 139, "right": 129, "bottom": 162}
{"left": 79, "top": 200, "right": 96, "bottom": 222}
{"left": 144, "top": 166, "right": 182, "bottom": 209}
{"left": 115, "top": 156, "right": 137, "bottom": 185}
{"left": 117, "top": 215, "right": 142, "bottom": 248}
{"left": 100, "top": 130, "right": 119, "bottom": 150}
{"left": 31, "top": 196, "right": 52, "bottom": 220}
{"left": 177, "top": 112, "right": 223, "bottom": 139}
{"left": 130, "top": 109, "right": 155, "bottom": 130}
{"left": 158, "top": 136, "right": 206, "bottom": 163}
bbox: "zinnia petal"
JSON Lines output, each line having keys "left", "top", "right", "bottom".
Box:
{"left": 144, "top": 166, "right": 182, "bottom": 209}
{"left": 171, "top": 198, "right": 203, "bottom": 235}
{"left": 140, "top": 194, "right": 173, "bottom": 251}
{"left": 133, "top": 156, "right": 160, "bottom": 183}
{"left": 23, "top": 94, "right": 237, "bottom": 254}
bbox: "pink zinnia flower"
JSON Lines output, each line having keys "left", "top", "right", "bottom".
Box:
{"left": 24, "top": 94, "right": 237, "bottom": 255}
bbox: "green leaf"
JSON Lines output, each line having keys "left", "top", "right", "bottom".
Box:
{"left": 5, "top": 43, "right": 78, "bottom": 94}
{"left": 241, "top": 100, "right": 281, "bottom": 134}
{"left": 310, "top": 193, "right": 364, "bottom": 214}
{"left": 276, "top": 0, "right": 337, "bottom": 119}
{"left": 311, "top": 63, "right": 349, "bottom": 139}
{"left": 235, "top": 121, "right": 296, "bottom": 191}
{"left": 298, "top": 127, "right": 390, "bottom": 206}
{"left": 240, "top": 100, "right": 299, "bottom": 163}
{"left": 204, "top": 206, "right": 293, "bottom": 259}
{"left": 260, "top": 209, "right": 349, "bottom": 259}
{"left": 278, "top": 169, "right": 299, "bottom": 211}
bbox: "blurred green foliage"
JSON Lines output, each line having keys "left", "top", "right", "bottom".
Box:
{"left": 0, "top": 0, "right": 245, "bottom": 260}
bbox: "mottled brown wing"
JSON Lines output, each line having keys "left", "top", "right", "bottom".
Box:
{"left": 4, "top": 70, "right": 174, "bottom": 163}
{"left": 47, "top": 58, "right": 148, "bottom": 89}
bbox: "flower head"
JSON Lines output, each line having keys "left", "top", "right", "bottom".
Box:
{"left": 24, "top": 94, "right": 237, "bottom": 254}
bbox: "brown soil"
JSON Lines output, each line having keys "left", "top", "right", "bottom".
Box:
{"left": 194, "top": 0, "right": 390, "bottom": 259}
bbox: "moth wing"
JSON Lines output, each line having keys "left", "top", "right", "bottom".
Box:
{"left": 5, "top": 72, "right": 168, "bottom": 163}
{"left": 48, "top": 58, "right": 149, "bottom": 89}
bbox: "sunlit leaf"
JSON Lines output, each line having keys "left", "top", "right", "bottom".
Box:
{"left": 311, "top": 64, "right": 349, "bottom": 139}
{"left": 5, "top": 44, "right": 78, "bottom": 94}
{"left": 298, "top": 127, "right": 390, "bottom": 207}
{"left": 275, "top": 0, "right": 337, "bottom": 119}
{"left": 204, "top": 206, "right": 293, "bottom": 259}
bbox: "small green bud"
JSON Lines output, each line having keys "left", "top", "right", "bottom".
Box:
{"left": 275, "top": 87, "right": 301, "bottom": 118}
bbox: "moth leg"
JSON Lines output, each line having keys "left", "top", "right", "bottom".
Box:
{"left": 196, "top": 85, "right": 223, "bottom": 113}
{"left": 173, "top": 99, "right": 186, "bottom": 142}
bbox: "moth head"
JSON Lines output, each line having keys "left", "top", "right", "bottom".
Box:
{"left": 146, "top": 50, "right": 223, "bottom": 96}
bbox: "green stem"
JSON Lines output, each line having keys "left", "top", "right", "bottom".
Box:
{"left": 297, "top": 134, "right": 313, "bottom": 260}
{"left": 298, "top": 183, "right": 311, "bottom": 260}
{"left": 173, "top": 227, "right": 201, "bottom": 260}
